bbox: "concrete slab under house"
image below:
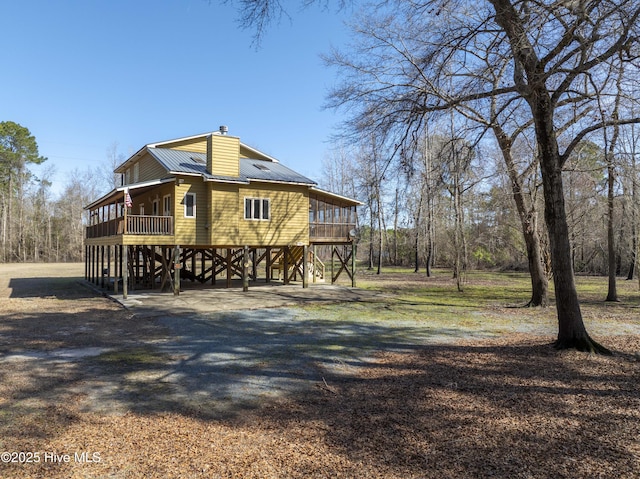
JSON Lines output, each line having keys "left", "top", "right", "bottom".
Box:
{"left": 84, "top": 126, "right": 362, "bottom": 297}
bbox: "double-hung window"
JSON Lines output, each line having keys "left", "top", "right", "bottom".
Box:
{"left": 244, "top": 197, "right": 270, "bottom": 221}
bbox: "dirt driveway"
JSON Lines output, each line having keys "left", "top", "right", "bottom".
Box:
{"left": 0, "top": 263, "right": 452, "bottom": 417}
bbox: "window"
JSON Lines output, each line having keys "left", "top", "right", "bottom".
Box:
{"left": 152, "top": 198, "right": 160, "bottom": 216}
{"left": 139, "top": 204, "right": 145, "bottom": 215}
{"left": 133, "top": 163, "right": 140, "bottom": 183}
{"left": 163, "top": 195, "right": 171, "bottom": 216}
{"left": 184, "top": 192, "right": 196, "bottom": 218}
{"left": 125, "top": 168, "right": 131, "bottom": 185}
{"left": 244, "top": 197, "right": 270, "bottom": 220}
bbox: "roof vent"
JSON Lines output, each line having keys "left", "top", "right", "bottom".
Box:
{"left": 219, "top": 125, "right": 228, "bottom": 135}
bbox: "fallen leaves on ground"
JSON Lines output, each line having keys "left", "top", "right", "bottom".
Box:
{"left": 2, "top": 334, "right": 638, "bottom": 479}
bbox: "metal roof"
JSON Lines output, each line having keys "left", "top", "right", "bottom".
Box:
{"left": 239, "top": 159, "right": 316, "bottom": 185}
{"left": 147, "top": 148, "right": 208, "bottom": 176}
{"left": 85, "top": 177, "right": 175, "bottom": 210}
{"left": 147, "top": 148, "right": 316, "bottom": 186}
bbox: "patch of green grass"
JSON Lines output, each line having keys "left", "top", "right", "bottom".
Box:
{"left": 357, "top": 269, "right": 533, "bottom": 308}
{"left": 310, "top": 268, "right": 640, "bottom": 334}
{"left": 96, "top": 347, "right": 170, "bottom": 366}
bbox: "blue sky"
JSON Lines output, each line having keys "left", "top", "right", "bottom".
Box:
{"left": 2, "top": 0, "right": 352, "bottom": 195}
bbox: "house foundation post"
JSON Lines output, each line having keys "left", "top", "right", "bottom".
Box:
{"left": 243, "top": 245, "right": 249, "bottom": 292}
{"left": 283, "top": 247, "right": 289, "bottom": 285}
{"left": 122, "top": 244, "right": 128, "bottom": 300}
{"left": 107, "top": 245, "right": 112, "bottom": 290}
{"left": 114, "top": 245, "right": 119, "bottom": 294}
{"left": 312, "top": 245, "right": 317, "bottom": 283}
{"left": 351, "top": 242, "right": 357, "bottom": 287}
{"left": 100, "top": 245, "right": 105, "bottom": 289}
{"left": 331, "top": 246, "right": 335, "bottom": 284}
{"left": 266, "top": 247, "right": 272, "bottom": 283}
{"left": 302, "top": 245, "right": 308, "bottom": 289}
{"left": 93, "top": 245, "right": 99, "bottom": 286}
{"left": 173, "top": 245, "right": 181, "bottom": 296}
{"left": 213, "top": 248, "right": 218, "bottom": 284}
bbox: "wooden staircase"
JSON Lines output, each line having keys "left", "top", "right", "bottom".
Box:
{"left": 271, "top": 246, "right": 325, "bottom": 282}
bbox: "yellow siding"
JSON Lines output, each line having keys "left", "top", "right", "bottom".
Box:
{"left": 209, "top": 183, "right": 240, "bottom": 245}
{"left": 122, "top": 235, "right": 175, "bottom": 246}
{"left": 136, "top": 152, "right": 169, "bottom": 183}
{"left": 209, "top": 135, "right": 240, "bottom": 177}
{"left": 173, "top": 177, "right": 208, "bottom": 245}
{"left": 161, "top": 138, "right": 207, "bottom": 153}
{"left": 236, "top": 183, "right": 308, "bottom": 246}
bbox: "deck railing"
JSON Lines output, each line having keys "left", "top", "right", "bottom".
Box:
{"left": 86, "top": 215, "right": 173, "bottom": 238}
{"left": 126, "top": 215, "right": 173, "bottom": 235}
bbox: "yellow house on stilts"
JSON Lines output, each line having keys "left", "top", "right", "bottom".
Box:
{"left": 84, "top": 127, "right": 361, "bottom": 296}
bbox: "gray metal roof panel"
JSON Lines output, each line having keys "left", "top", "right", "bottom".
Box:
{"left": 148, "top": 148, "right": 316, "bottom": 185}
{"left": 147, "top": 148, "right": 208, "bottom": 175}
{"left": 240, "top": 158, "right": 316, "bottom": 185}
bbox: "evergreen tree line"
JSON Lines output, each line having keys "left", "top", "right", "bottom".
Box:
{"left": 0, "top": 121, "right": 119, "bottom": 263}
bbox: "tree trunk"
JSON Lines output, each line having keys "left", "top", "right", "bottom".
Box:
{"left": 494, "top": 128, "right": 549, "bottom": 306}
{"left": 377, "top": 188, "right": 384, "bottom": 275}
{"left": 425, "top": 213, "right": 433, "bottom": 277}
{"left": 490, "top": 0, "right": 609, "bottom": 354}
{"left": 368, "top": 192, "right": 375, "bottom": 270}
{"left": 414, "top": 190, "right": 423, "bottom": 273}
{"left": 424, "top": 134, "right": 435, "bottom": 278}
{"left": 536, "top": 112, "right": 611, "bottom": 353}
{"left": 627, "top": 179, "right": 637, "bottom": 280}
{"left": 605, "top": 64, "right": 622, "bottom": 300}
{"left": 523, "top": 218, "right": 549, "bottom": 307}
{"left": 393, "top": 187, "right": 399, "bottom": 266}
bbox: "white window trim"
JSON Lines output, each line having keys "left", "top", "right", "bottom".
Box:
{"left": 244, "top": 197, "right": 270, "bottom": 221}
{"left": 184, "top": 192, "right": 196, "bottom": 218}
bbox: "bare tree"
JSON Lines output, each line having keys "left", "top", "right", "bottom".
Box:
{"left": 101, "top": 142, "right": 125, "bottom": 193}
{"left": 619, "top": 121, "right": 640, "bottom": 280}
{"left": 597, "top": 54, "right": 625, "bottom": 302}
{"left": 489, "top": 0, "right": 640, "bottom": 352}
{"left": 322, "top": 0, "right": 640, "bottom": 352}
